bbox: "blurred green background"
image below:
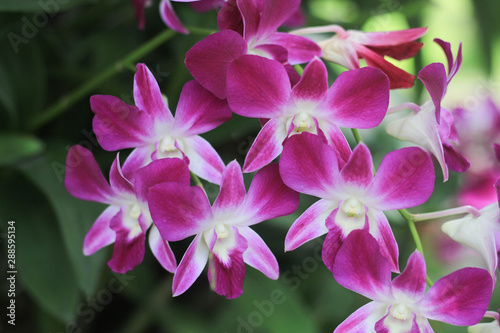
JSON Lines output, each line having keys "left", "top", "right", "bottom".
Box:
{"left": 1, "top": 0, "right": 499, "bottom": 332}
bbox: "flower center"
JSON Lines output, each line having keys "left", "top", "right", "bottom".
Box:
{"left": 157, "top": 136, "right": 184, "bottom": 158}
{"left": 341, "top": 198, "right": 365, "bottom": 218}
{"left": 215, "top": 223, "right": 230, "bottom": 239}
{"left": 286, "top": 111, "right": 318, "bottom": 137}
{"left": 129, "top": 203, "right": 141, "bottom": 220}
{"left": 390, "top": 304, "right": 412, "bottom": 321}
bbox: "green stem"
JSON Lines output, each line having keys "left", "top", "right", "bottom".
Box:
{"left": 294, "top": 64, "right": 304, "bottom": 75}
{"left": 27, "top": 29, "right": 176, "bottom": 132}
{"left": 351, "top": 128, "right": 363, "bottom": 144}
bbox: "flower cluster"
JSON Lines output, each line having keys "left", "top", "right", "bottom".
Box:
{"left": 66, "top": 0, "right": 500, "bottom": 331}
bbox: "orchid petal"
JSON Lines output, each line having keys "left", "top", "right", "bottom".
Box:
{"left": 358, "top": 28, "right": 427, "bottom": 46}
{"left": 227, "top": 55, "right": 290, "bottom": 119}
{"left": 367, "top": 210, "right": 399, "bottom": 273}
{"left": 333, "top": 301, "right": 388, "bottom": 333}
{"left": 366, "top": 41, "right": 423, "bottom": 61}
{"left": 236, "top": 0, "right": 259, "bottom": 39}
{"left": 132, "top": 0, "right": 148, "bottom": 29}
{"left": 213, "top": 160, "right": 246, "bottom": 213}
{"left": 417, "top": 267, "right": 493, "bottom": 325}
{"left": 217, "top": 0, "right": 242, "bottom": 34}
{"left": 258, "top": 0, "right": 300, "bottom": 38}
{"left": 121, "top": 146, "right": 154, "bottom": 182}
{"left": 291, "top": 58, "right": 328, "bottom": 102}
{"left": 240, "top": 227, "right": 279, "bottom": 280}
{"left": 434, "top": 38, "right": 462, "bottom": 84}
{"left": 148, "top": 225, "right": 177, "bottom": 273}
{"left": 174, "top": 80, "right": 232, "bottom": 136}
{"left": 368, "top": 147, "right": 435, "bottom": 210}
{"left": 333, "top": 230, "right": 392, "bottom": 301}
{"left": 322, "top": 67, "right": 389, "bottom": 128}
{"left": 83, "top": 205, "right": 119, "bottom": 255}
{"left": 418, "top": 63, "right": 447, "bottom": 122}
{"left": 110, "top": 154, "right": 134, "bottom": 197}
{"left": 317, "top": 122, "right": 352, "bottom": 168}
{"left": 160, "top": 0, "right": 189, "bottom": 34}
{"left": 252, "top": 43, "right": 288, "bottom": 63}
{"left": 340, "top": 143, "right": 374, "bottom": 189}
{"left": 267, "top": 32, "right": 322, "bottom": 64}
{"left": 280, "top": 132, "right": 341, "bottom": 198}
{"left": 65, "top": 145, "right": 115, "bottom": 205}
{"left": 185, "top": 30, "right": 247, "bottom": 99}
{"left": 392, "top": 251, "right": 426, "bottom": 300}
{"left": 443, "top": 143, "right": 470, "bottom": 173}
{"left": 285, "top": 199, "right": 336, "bottom": 251}
{"left": 243, "top": 118, "right": 287, "bottom": 173}
{"left": 182, "top": 135, "right": 225, "bottom": 185}
{"left": 322, "top": 221, "right": 347, "bottom": 273}
{"left": 91, "top": 95, "right": 154, "bottom": 151}
{"left": 149, "top": 182, "right": 213, "bottom": 241}
{"left": 375, "top": 310, "right": 419, "bottom": 333}
{"left": 172, "top": 235, "right": 209, "bottom": 296}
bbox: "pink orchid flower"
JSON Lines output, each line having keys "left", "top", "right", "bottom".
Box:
{"left": 386, "top": 39, "right": 469, "bottom": 181}
{"left": 226, "top": 56, "right": 389, "bottom": 172}
{"left": 185, "top": 0, "right": 321, "bottom": 99}
{"left": 146, "top": 160, "right": 299, "bottom": 298}
{"left": 280, "top": 133, "right": 435, "bottom": 273}
{"left": 91, "top": 63, "right": 231, "bottom": 184}
{"left": 333, "top": 230, "right": 493, "bottom": 332}
{"left": 469, "top": 310, "right": 500, "bottom": 333}
{"left": 65, "top": 146, "right": 189, "bottom": 273}
{"left": 291, "top": 25, "right": 427, "bottom": 89}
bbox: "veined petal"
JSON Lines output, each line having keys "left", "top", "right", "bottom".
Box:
{"left": 333, "top": 301, "right": 388, "bottom": 333}
{"left": 227, "top": 55, "right": 290, "bottom": 119}
{"left": 236, "top": 0, "right": 259, "bottom": 40}
{"left": 160, "top": 0, "right": 189, "bottom": 34}
{"left": 240, "top": 227, "right": 279, "bottom": 279}
{"left": 243, "top": 118, "right": 288, "bottom": 173}
{"left": 213, "top": 160, "right": 246, "bottom": 213}
{"left": 174, "top": 80, "right": 232, "bottom": 136}
{"left": 91, "top": 95, "right": 155, "bottom": 151}
{"left": 241, "top": 163, "right": 299, "bottom": 225}
{"left": 333, "top": 230, "right": 393, "bottom": 302}
{"left": 110, "top": 154, "right": 135, "bottom": 197}
{"left": 134, "top": 63, "right": 173, "bottom": 125}
{"left": 65, "top": 145, "right": 115, "bottom": 205}
{"left": 367, "top": 210, "right": 399, "bottom": 273}
{"left": 148, "top": 225, "right": 176, "bottom": 273}
{"left": 217, "top": 0, "right": 243, "bottom": 34}
{"left": 257, "top": 0, "right": 300, "bottom": 38}
{"left": 321, "top": 67, "right": 389, "bottom": 128}
{"left": 291, "top": 57, "right": 328, "bottom": 102}
{"left": 182, "top": 135, "right": 225, "bottom": 185}
{"left": 252, "top": 43, "right": 288, "bottom": 63}
{"left": 340, "top": 143, "right": 374, "bottom": 189}
{"left": 368, "top": 147, "right": 435, "bottom": 210}
{"left": 185, "top": 30, "right": 248, "bottom": 99}
{"left": 173, "top": 235, "right": 209, "bottom": 296}
{"left": 317, "top": 122, "right": 352, "bottom": 168}
{"left": 280, "top": 132, "right": 341, "bottom": 198}
{"left": 366, "top": 41, "right": 423, "bottom": 61}
{"left": 134, "top": 158, "right": 190, "bottom": 204}
{"left": 417, "top": 267, "right": 493, "bottom": 325}
{"left": 83, "top": 205, "right": 119, "bottom": 255}
{"left": 149, "top": 182, "right": 213, "bottom": 241}
{"left": 284, "top": 199, "right": 336, "bottom": 251}
{"left": 322, "top": 221, "right": 348, "bottom": 273}
{"left": 267, "top": 32, "right": 322, "bottom": 64}
{"left": 392, "top": 251, "right": 426, "bottom": 301}
{"left": 418, "top": 63, "right": 447, "bottom": 122}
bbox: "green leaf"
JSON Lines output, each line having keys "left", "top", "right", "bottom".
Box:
{"left": 0, "top": 170, "right": 80, "bottom": 322}
{"left": 0, "top": 0, "right": 96, "bottom": 13}
{"left": 0, "top": 134, "right": 45, "bottom": 166}
{"left": 18, "top": 141, "right": 107, "bottom": 297}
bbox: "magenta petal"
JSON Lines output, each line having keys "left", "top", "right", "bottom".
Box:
{"left": 242, "top": 163, "right": 299, "bottom": 226}
{"left": 369, "top": 147, "right": 435, "bottom": 210}
{"left": 65, "top": 145, "right": 115, "bottom": 204}
{"left": 280, "top": 132, "right": 341, "bottom": 198}
{"left": 291, "top": 58, "right": 328, "bottom": 102}
{"left": 418, "top": 63, "right": 447, "bottom": 122}
{"left": 267, "top": 33, "right": 322, "bottom": 64}
{"left": 253, "top": 43, "right": 288, "bottom": 63}
{"left": 149, "top": 183, "right": 213, "bottom": 241}
{"left": 83, "top": 205, "right": 119, "bottom": 255}
{"left": 494, "top": 143, "right": 500, "bottom": 161}
{"left": 434, "top": 38, "right": 462, "bottom": 84}
{"left": 132, "top": 0, "right": 147, "bottom": 29}
{"left": 374, "top": 311, "right": 420, "bottom": 333}
{"left": 148, "top": 225, "right": 177, "bottom": 273}
{"left": 174, "top": 80, "right": 232, "bottom": 136}
{"left": 121, "top": 146, "right": 154, "bottom": 182}
{"left": 392, "top": 251, "right": 426, "bottom": 300}
{"left": 240, "top": 227, "right": 279, "bottom": 279}
{"left": 160, "top": 0, "right": 189, "bottom": 34}
{"left": 109, "top": 154, "right": 134, "bottom": 197}
{"left": 367, "top": 210, "right": 399, "bottom": 273}
{"left": 208, "top": 227, "right": 248, "bottom": 299}
{"left": 319, "top": 123, "right": 352, "bottom": 168}
{"left": 284, "top": 199, "right": 334, "bottom": 251}
{"left": 361, "top": 28, "right": 427, "bottom": 46}
{"left": 172, "top": 235, "right": 209, "bottom": 296}
{"left": 323, "top": 67, "right": 389, "bottom": 128}
{"left": 243, "top": 118, "right": 287, "bottom": 173}
{"left": 134, "top": 63, "right": 173, "bottom": 125}
{"left": 227, "top": 55, "right": 290, "bottom": 118}
{"left": 182, "top": 135, "right": 225, "bottom": 185}
{"left": 217, "top": 0, "right": 243, "bottom": 34}
{"left": 340, "top": 143, "right": 374, "bottom": 188}
{"left": 185, "top": 30, "right": 247, "bottom": 99}
{"left": 334, "top": 301, "right": 388, "bottom": 333}
{"left": 258, "top": 0, "right": 300, "bottom": 37}
{"left": 134, "top": 158, "right": 190, "bottom": 204}
{"left": 443, "top": 143, "right": 470, "bottom": 173}
{"left": 322, "top": 222, "right": 346, "bottom": 273}
{"left": 333, "top": 230, "right": 392, "bottom": 301}
{"left": 214, "top": 160, "right": 246, "bottom": 213}
{"left": 236, "top": 0, "right": 259, "bottom": 39}
{"left": 108, "top": 210, "right": 146, "bottom": 273}
{"left": 418, "top": 267, "right": 493, "bottom": 325}
{"left": 91, "top": 95, "right": 154, "bottom": 151}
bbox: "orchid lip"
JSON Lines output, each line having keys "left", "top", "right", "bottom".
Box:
{"left": 341, "top": 197, "right": 365, "bottom": 218}
{"left": 123, "top": 203, "right": 144, "bottom": 240}
{"left": 390, "top": 303, "right": 413, "bottom": 321}
{"left": 286, "top": 111, "right": 318, "bottom": 136}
